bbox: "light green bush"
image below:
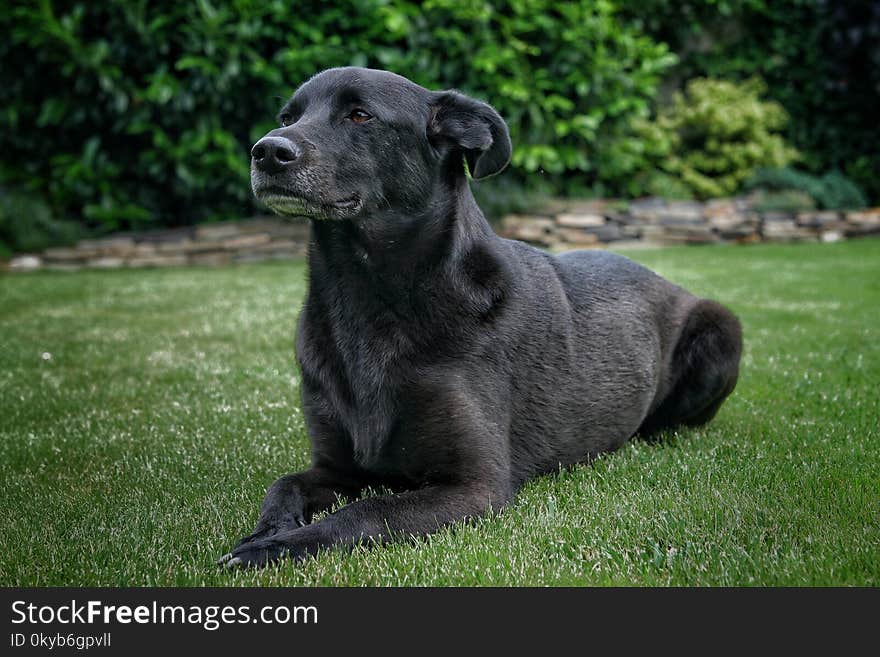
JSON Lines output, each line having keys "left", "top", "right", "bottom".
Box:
{"left": 655, "top": 78, "right": 798, "bottom": 199}
{"left": 602, "top": 77, "right": 800, "bottom": 200}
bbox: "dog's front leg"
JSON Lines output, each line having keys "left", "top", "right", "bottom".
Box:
{"left": 221, "top": 482, "right": 508, "bottom": 568}
{"left": 220, "top": 467, "right": 362, "bottom": 560}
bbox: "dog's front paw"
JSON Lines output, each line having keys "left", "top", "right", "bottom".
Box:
{"left": 226, "top": 476, "right": 310, "bottom": 551}
{"left": 218, "top": 528, "right": 315, "bottom": 569}
{"left": 218, "top": 539, "right": 287, "bottom": 569}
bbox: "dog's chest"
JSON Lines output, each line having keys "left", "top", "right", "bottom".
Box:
{"left": 300, "top": 309, "right": 414, "bottom": 471}
{"left": 340, "top": 349, "right": 399, "bottom": 469}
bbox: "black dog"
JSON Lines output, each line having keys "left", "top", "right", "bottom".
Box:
{"left": 219, "top": 67, "right": 742, "bottom": 568}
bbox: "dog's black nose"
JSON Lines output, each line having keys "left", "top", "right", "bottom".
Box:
{"left": 251, "top": 136, "right": 300, "bottom": 174}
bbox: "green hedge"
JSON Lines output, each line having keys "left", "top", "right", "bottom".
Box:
{"left": 0, "top": 0, "right": 673, "bottom": 240}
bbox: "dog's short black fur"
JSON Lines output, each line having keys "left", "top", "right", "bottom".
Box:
{"left": 219, "top": 67, "right": 743, "bottom": 568}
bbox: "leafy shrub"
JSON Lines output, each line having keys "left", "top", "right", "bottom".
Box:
{"left": 747, "top": 167, "right": 867, "bottom": 210}
{"left": 0, "top": 1, "right": 675, "bottom": 242}
{"left": 747, "top": 168, "right": 826, "bottom": 204}
{"left": 816, "top": 171, "right": 868, "bottom": 210}
{"left": 606, "top": 78, "right": 799, "bottom": 199}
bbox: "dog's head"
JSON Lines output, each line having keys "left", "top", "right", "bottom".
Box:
{"left": 251, "top": 67, "right": 511, "bottom": 220}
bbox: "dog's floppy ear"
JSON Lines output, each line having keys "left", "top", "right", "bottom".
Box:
{"left": 429, "top": 90, "right": 512, "bottom": 180}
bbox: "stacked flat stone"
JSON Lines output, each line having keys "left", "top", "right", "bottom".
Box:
{"left": 499, "top": 199, "right": 880, "bottom": 251}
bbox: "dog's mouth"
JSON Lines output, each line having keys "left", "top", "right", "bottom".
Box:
{"left": 254, "top": 185, "right": 362, "bottom": 220}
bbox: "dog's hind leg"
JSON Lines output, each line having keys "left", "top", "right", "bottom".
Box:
{"left": 639, "top": 299, "right": 743, "bottom": 438}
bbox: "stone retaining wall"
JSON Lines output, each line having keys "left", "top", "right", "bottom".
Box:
{"left": 6, "top": 198, "right": 880, "bottom": 272}
{"left": 7, "top": 216, "right": 310, "bottom": 272}
{"left": 499, "top": 198, "right": 880, "bottom": 250}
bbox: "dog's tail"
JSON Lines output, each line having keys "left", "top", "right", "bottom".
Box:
{"left": 640, "top": 299, "right": 743, "bottom": 437}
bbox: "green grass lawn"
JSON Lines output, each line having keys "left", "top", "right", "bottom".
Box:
{"left": 1, "top": 239, "right": 878, "bottom": 586}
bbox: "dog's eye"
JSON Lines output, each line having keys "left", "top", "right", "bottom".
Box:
{"left": 279, "top": 114, "right": 294, "bottom": 127}
{"left": 348, "top": 109, "right": 372, "bottom": 124}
